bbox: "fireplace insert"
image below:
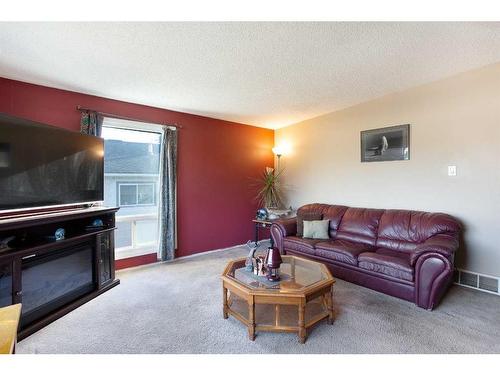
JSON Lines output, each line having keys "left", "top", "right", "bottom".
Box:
{"left": 20, "top": 240, "right": 96, "bottom": 328}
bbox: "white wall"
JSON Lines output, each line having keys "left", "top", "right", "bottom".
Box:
{"left": 275, "top": 63, "right": 500, "bottom": 277}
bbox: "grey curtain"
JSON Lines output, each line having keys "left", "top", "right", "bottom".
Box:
{"left": 80, "top": 110, "right": 103, "bottom": 136}
{"left": 159, "top": 127, "right": 178, "bottom": 261}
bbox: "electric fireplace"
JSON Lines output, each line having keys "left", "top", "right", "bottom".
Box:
{"left": 20, "top": 240, "right": 96, "bottom": 329}
{"left": 0, "top": 207, "right": 119, "bottom": 339}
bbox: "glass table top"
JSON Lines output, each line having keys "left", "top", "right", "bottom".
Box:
{"left": 226, "top": 255, "right": 331, "bottom": 292}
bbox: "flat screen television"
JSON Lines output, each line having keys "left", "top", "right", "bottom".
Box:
{"left": 0, "top": 113, "right": 104, "bottom": 212}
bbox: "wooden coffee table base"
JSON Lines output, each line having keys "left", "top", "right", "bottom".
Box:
{"left": 222, "top": 284, "right": 334, "bottom": 344}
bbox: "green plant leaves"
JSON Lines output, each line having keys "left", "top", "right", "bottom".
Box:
{"left": 252, "top": 167, "right": 284, "bottom": 209}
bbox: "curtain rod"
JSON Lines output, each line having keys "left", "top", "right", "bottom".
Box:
{"left": 76, "top": 105, "right": 182, "bottom": 129}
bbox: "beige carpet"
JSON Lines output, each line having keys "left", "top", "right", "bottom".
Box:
{"left": 18, "top": 245, "right": 500, "bottom": 354}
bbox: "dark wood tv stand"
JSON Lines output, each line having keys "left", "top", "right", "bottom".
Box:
{"left": 0, "top": 206, "right": 120, "bottom": 340}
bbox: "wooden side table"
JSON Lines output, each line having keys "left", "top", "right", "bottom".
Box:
{"left": 252, "top": 215, "right": 295, "bottom": 248}
{"left": 0, "top": 304, "right": 22, "bottom": 354}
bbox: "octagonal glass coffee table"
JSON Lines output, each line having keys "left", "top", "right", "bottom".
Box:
{"left": 221, "top": 255, "right": 335, "bottom": 343}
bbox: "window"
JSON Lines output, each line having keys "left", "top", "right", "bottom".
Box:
{"left": 118, "top": 183, "right": 156, "bottom": 206}
{"left": 101, "top": 118, "right": 162, "bottom": 260}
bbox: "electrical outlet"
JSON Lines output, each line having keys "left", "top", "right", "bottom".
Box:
{"left": 448, "top": 165, "right": 457, "bottom": 176}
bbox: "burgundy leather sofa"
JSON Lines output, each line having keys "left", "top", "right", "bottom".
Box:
{"left": 271, "top": 204, "right": 461, "bottom": 310}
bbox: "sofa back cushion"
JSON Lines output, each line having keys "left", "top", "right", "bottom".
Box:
{"left": 376, "top": 209, "right": 461, "bottom": 253}
{"left": 322, "top": 205, "right": 349, "bottom": 238}
{"left": 296, "top": 203, "right": 328, "bottom": 217}
{"left": 296, "top": 204, "right": 328, "bottom": 236}
{"left": 296, "top": 212, "right": 322, "bottom": 237}
{"left": 336, "top": 207, "right": 384, "bottom": 246}
{"left": 303, "top": 219, "right": 330, "bottom": 239}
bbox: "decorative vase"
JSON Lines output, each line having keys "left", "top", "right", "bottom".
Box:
{"left": 256, "top": 208, "right": 268, "bottom": 220}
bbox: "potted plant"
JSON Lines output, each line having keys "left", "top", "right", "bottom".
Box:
{"left": 255, "top": 167, "right": 284, "bottom": 212}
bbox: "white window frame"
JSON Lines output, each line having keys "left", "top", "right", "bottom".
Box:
{"left": 118, "top": 182, "right": 156, "bottom": 207}
{"left": 102, "top": 117, "right": 165, "bottom": 259}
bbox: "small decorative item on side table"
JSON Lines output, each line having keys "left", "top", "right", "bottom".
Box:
{"left": 265, "top": 247, "right": 282, "bottom": 281}
{"left": 256, "top": 208, "right": 268, "bottom": 220}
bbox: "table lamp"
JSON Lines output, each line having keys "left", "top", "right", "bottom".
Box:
{"left": 265, "top": 247, "right": 283, "bottom": 281}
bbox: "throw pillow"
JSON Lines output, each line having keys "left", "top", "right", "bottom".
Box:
{"left": 303, "top": 220, "right": 330, "bottom": 240}
{"left": 296, "top": 212, "right": 322, "bottom": 237}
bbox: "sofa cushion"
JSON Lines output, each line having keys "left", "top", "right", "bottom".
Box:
{"left": 303, "top": 219, "right": 330, "bottom": 239}
{"left": 336, "top": 207, "right": 384, "bottom": 246}
{"left": 322, "top": 205, "right": 349, "bottom": 238}
{"left": 283, "top": 236, "right": 322, "bottom": 255}
{"left": 358, "top": 251, "right": 414, "bottom": 282}
{"left": 315, "top": 239, "right": 373, "bottom": 265}
{"left": 296, "top": 212, "right": 322, "bottom": 237}
{"left": 376, "top": 209, "right": 461, "bottom": 253}
{"left": 375, "top": 247, "right": 412, "bottom": 262}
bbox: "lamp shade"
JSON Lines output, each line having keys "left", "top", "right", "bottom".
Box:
{"left": 265, "top": 247, "right": 283, "bottom": 268}
{"left": 272, "top": 142, "right": 291, "bottom": 157}
{"left": 272, "top": 146, "right": 282, "bottom": 156}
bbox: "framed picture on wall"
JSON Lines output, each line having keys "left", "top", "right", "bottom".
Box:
{"left": 361, "top": 124, "right": 410, "bottom": 162}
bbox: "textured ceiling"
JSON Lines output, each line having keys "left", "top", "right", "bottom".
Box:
{"left": 0, "top": 22, "right": 500, "bottom": 129}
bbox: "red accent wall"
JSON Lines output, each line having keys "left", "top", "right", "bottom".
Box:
{"left": 0, "top": 77, "right": 274, "bottom": 257}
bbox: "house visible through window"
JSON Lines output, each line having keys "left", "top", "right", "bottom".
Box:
{"left": 101, "top": 118, "right": 162, "bottom": 261}
{"left": 118, "top": 183, "right": 156, "bottom": 206}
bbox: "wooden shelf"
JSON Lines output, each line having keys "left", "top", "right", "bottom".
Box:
{"left": 0, "top": 227, "right": 116, "bottom": 260}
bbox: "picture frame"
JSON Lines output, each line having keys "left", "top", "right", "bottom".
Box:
{"left": 360, "top": 124, "right": 410, "bottom": 162}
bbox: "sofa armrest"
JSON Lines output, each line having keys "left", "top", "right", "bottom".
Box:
{"left": 410, "top": 234, "right": 459, "bottom": 266}
{"left": 415, "top": 252, "right": 453, "bottom": 310}
{"left": 273, "top": 217, "right": 297, "bottom": 237}
{"left": 270, "top": 217, "right": 297, "bottom": 254}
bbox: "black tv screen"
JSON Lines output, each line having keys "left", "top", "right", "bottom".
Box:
{"left": 0, "top": 113, "right": 104, "bottom": 211}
